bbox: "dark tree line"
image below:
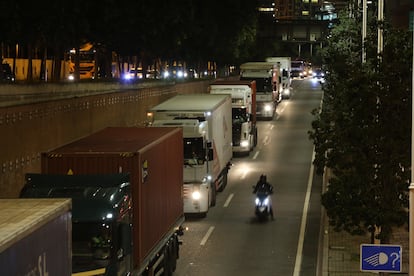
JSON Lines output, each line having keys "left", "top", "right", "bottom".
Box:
{"left": 309, "top": 5, "right": 412, "bottom": 244}
{"left": 0, "top": 0, "right": 258, "bottom": 81}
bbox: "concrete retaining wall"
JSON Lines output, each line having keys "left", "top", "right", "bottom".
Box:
{"left": 0, "top": 80, "right": 213, "bottom": 197}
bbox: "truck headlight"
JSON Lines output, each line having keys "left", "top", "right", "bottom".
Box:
{"left": 192, "top": 191, "right": 201, "bottom": 200}
{"left": 264, "top": 105, "right": 272, "bottom": 112}
{"left": 240, "top": 140, "right": 249, "bottom": 148}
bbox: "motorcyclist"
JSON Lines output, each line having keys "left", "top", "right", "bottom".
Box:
{"left": 253, "top": 174, "right": 274, "bottom": 219}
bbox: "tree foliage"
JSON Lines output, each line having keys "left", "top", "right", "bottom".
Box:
{"left": 0, "top": 0, "right": 258, "bottom": 80}
{"left": 309, "top": 10, "right": 412, "bottom": 242}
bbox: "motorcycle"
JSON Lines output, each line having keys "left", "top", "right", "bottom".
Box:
{"left": 253, "top": 188, "right": 273, "bottom": 220}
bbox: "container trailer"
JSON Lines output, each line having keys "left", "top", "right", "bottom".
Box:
{"left": 20, "top": 127, "right": 185, "bottom": 276}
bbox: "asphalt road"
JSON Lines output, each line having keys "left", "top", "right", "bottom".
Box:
{"left": 175, "top": 78, "right": 325, "bottom": 276}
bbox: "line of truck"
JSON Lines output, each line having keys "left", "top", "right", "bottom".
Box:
{"left": 13, "top": 83, "right": 259, "bottom": 275}
{"left": 8, "top": 60, "right": 293, "bottom": 275}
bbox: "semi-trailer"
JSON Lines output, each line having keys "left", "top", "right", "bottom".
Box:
{"left": 147, "top": 94, "right": 233, "bottom": 216}
{"left": 20, "top": 127, "right": 185, "bottom": 276}
{"left": 266, "top": 56, "right": 292, "bottom": 99}
{"left": 0, "top": 198, "right": 71, "bottom": 276}
{"left": 209, "top": 80, "right": 258, "bottom": 155}
{"left": 240, "top": 62, "right": 280, "bottom": 120}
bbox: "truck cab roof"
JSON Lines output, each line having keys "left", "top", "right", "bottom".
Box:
{"left": 21, "top": 173, "right": 131, "bottom": 223}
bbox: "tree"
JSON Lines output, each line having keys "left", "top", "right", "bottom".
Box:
{"left": 309, "top": 10, "right": 412, "bottom": 243}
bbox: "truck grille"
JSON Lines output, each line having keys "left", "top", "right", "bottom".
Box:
{"left": 183, "top": 186, "right": 191, "bottom": 199}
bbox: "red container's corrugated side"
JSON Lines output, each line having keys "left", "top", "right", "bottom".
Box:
{"left": 41, "top": 127, "right": 184, "bottom": 269}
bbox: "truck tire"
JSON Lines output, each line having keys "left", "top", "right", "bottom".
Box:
{"left": 163, "top": 247, "right": 173, "bottom": 276}
{"left": 210, "top": 182, "right": 216, "bottom": 206}
{"left": 253, "top": 128, "right": 258, "bottom": 147}
{"left": 170, "top": 238, "right": 178, "bottom": 271}
{"left": 217, "top": 172, "right": 228, "bottom": 192}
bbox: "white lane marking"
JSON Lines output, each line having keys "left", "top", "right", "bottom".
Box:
{"left": 223, "top": 193, "right": 234, "bottom": 208}
{"left": 269, "top": 124, "right": 274, "bottom": 130}
{"left": 200, "top": 226, "right": 215, "bottom": 246}
{"left": 263, "top": 135, "right": 270, "bottom": 146}
{"left": 279, "top": 103, "right": 287, "bottom": 114}
{"left": 293, "top": 149, "right": 316, "bottom": 276}
{"left": 252, "top": 151, "right": 259, "bottom": 160}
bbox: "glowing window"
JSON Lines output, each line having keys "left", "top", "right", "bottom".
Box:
{"left": 302, "top": 10, "right": 309, "bottom": 16}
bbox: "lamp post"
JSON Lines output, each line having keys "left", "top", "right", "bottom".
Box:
{"left": 362, "top": 0, "right": 367, "bottom": 63}
{"left": 410, "top": 21, "right": 414, "bottom": 276}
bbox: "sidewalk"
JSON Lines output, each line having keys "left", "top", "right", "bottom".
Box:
{"left": 321, "top": 169, "right": 409, "bottom": 275}
{"left": 322, "top": 215, "right": 409, "bottom": 275}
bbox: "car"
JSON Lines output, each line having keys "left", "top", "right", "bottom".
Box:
{"left": 312, "top": 68, "right": 325, "bottom": 83}
{"left": 1, "top": 63, "right": 15, "bottom": 82}
{"left": 122, "top": 68, "right": 143, "bottom": 80}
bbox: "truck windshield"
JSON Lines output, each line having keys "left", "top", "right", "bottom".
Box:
{"left": 72, "top": 222, "right": 114, "bottom": 273}
{"left": 232, "top": 108, "right": 248, "bottom": 124}
{"left": 241, "top": 77, "right": 272, "bottom": 93}
{"left": 183, "top": 137, "right": 204, "bottom": 164}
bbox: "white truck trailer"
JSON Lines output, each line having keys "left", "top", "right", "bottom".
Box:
{"left": 0, "top": 198, "right": 71, "bottom": 276}
{"left": 240, "top": 62, "right": 280, "bottom": 120}
{"left": 266, "top": 56, "right": 292, "bottom": 99}
{"left": 209, "top": 80, "right": 258, "bottom": 155}
{"left": 148, "top": 94, "right": 233, "bottom": 216}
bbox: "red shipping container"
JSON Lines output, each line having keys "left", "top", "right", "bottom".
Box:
{"left": 41, "top": 127, "right": 184, "bottom": 269}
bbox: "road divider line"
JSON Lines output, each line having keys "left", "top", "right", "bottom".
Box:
{"left": 223, "top": 193, "right": 234, "bottom": 208}
{"left": 293, "top": 148, "right": 315, "bottom": 276}
{"left": 252, "top": 151, "right": 259, "bottom": 160}
{"left": 200, "top": 226, "right": 215, "bottom": 246}
{"left": 263, "top": 135, "right": 270, "bottom": 146}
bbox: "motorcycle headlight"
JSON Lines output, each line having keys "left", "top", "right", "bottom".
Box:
{"left": 255, "top": 198, "right": 260, "bottom": 205}
{"left": 263, "top": 198, "right": 269, "bottom": 205}
{"left": 192, "top": 191, "right": 201, "bottom": 200}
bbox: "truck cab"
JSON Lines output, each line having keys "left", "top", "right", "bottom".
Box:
{"left": 21, "top": 173, "right": 134, "bottom": 276}
{"left": 240, "top": 62, "right": 280, "bottom": 120}
{"left": 209, "top": 81, "right": 258, "bottom": 155}
{"left": 148, "top": 94, "right": 233, "bottom": 217}
{"left": 151, "top": 117, "right": 216, "bottom": 216}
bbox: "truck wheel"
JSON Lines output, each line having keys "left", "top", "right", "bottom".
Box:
{"left": 210, "top": 182, "right": 216, "bottom": 206}
{"left": 217, "top": 178, "right": 224, "bottom": 192}
{"left": 254, "top": 128, "right": 258, "bottom": 147}
{"left": 169, "top": 239, "right": 178, "bottom": 272}
{"left": 218, "top": 172, "right": 228, "bottom": 192}
{"left": 163, "top": 248, "right": 173, "bottom": 276}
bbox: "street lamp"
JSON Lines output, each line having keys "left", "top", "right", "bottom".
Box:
{"left": 410, "top": 22, "right": 414, "bottom": 276}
